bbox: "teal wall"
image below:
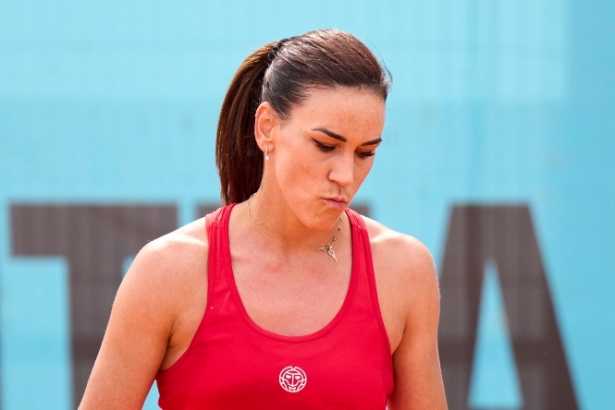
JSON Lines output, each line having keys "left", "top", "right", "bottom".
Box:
{"left": 1, "top": 0, "right": 614, "bottom": 408}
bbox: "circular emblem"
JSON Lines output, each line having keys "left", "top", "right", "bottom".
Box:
{"left": 279, "top": 366, "right": 307, "bottom": 393}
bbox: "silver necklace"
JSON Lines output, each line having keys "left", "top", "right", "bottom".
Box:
{"left": 247, "top": 195, "right": 343, "bottom": 261}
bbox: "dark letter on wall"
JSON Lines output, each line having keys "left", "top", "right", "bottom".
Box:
{"left": 438, "top": 205, "right": 578, "bottom": 409}
{"left": 11, "top": 205, "right": 177, "bottom": 407}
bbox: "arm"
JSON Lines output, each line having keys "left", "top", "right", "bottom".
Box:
{"left": 79, "top": 235, "right": 203, "bottom": 409}
{"left": 388, "top": 239, "right": 447, "bottom": 410}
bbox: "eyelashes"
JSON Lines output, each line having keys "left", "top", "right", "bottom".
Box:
{"left": 314, "top": 140, "right": 334, "bottom": 152}
{"left": 359, "top": 151, "right": 375, "bottom": 158}
{"left": 313, "top": 140, "right": 375, "bottom": 159}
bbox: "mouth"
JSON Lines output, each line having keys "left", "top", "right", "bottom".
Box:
{"left": 323, "top": 197, "right": 349, "bottom": 209}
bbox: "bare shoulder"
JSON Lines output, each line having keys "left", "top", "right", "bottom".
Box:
{"left": 112, "top": 217, "right": 211, "bottom": 366}
{"left": 360, "top": 215, "right": 437, "bottom": 290}
{"left": 360, "top": 216, "right": 447, "bottom": 408}
{"left": 131, "top": 217, "right": 209, "bottom": 281}
{"left": 118, "top": 217, "right": 210, "bottom": 325}
{"left": 359, "top": 215, "right": 440, "bottom": 352}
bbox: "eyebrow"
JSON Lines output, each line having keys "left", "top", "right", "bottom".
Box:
{"left": 311, "top": 127, "right": 383, "bottom": 146}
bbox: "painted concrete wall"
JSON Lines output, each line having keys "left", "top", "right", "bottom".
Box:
{"left": 1, "top": 0, "right": 613, "bottom": 408}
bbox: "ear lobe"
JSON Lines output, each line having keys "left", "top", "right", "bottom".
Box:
{"left": 254, "top": 102, "right": 278, "bottom": 152}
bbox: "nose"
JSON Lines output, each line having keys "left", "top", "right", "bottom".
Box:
{"left": 328, "top": 153, "right": 354, "bottom": 187}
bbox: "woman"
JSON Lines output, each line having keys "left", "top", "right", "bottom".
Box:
{"left": 80, "top": 29, "right": 447, "bottom": 409}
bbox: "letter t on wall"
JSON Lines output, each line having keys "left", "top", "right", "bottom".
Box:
{"left": 10, "top": 205, "right": 177, "bottom": 408}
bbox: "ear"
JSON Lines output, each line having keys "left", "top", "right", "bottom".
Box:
{"left": 254, "top": 102, "right": 280, "bottom": 154}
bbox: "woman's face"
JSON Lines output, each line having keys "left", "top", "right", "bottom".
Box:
{"left": 265, "top": 86, "right": 386, "bottom": 230}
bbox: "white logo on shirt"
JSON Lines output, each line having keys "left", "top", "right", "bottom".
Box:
{"left": 279, "top": 366, "right": 307, "bottom": 393}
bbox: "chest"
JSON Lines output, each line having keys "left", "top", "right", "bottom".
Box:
{"left": 231, "top": 250, "right": 353, "bottom": 337}
{"left": 229, "top": 237, "right": 406, "bottom": 353}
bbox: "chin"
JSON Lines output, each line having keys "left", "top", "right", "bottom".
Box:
{"left": 290, "top": 195, "right": 347, "bottom": 229}
{"left": 311, "top": 202, "right": 347, "bottom": 229}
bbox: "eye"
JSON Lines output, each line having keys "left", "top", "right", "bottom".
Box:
{"left": 313, "top": 139, "right": 334, "bottom": 152}
{"left": 357, "top": 151, "right": 375, "bottom": 159}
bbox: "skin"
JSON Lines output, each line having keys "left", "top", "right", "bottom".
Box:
{"left": 79, "top": 86, "right": 447, "bottom": 409}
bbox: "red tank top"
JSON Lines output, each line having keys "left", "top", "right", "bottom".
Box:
{"left": 156, "top": 204, "right": 394, "bottom": 409}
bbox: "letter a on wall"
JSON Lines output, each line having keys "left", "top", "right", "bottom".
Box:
{"left": 438, "top": 205, "right": 578, "bottom": 409}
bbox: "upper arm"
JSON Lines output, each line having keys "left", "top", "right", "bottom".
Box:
{"left": 388, "top": 238, "right": 447, "bottom": 410}
{"left": 79, "top": 236, "right": 203, "bottom": 409}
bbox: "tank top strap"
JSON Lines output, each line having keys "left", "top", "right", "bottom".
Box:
{"left": 205, "top": 205, "right": 226, "bottom": 273}
{"left": 204, "top": 204, "right": 236, "bottom": 302}
{"left": 345, "top": 208, "right": 392, "bottom": 357}
{"left": 204, "top": 206, "right": 224, "bottom": 241}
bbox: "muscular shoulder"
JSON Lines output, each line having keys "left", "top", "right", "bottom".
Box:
{"left": 360, "top": 215, "right": 440, "bottom": 326}
{"left": 361, "top": 217, "right": 446, "bottom": 407}
{"left": 133, "top": 218, "right": 209, "bottom": 282}
{"left": 361, "top": 216, "right": 435, "bottom": 282}
{"left": 117, "top": 218, "right": 209, "bottom": 327}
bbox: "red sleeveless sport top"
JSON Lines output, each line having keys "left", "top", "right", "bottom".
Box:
{"left": 156, "top": 205, "right": 394, "bottom": 409}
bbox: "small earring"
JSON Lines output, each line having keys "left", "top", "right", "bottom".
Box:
{"left": 265, "top": 145, "right": 270, "bottom": 161}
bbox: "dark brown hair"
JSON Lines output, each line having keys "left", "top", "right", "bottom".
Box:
{"left": 216, "top": 29, "right": 391, "bottom": 205}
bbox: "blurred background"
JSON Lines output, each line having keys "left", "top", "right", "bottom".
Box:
{"left": 1, "top": 0, "right": 614, "bottom": 409}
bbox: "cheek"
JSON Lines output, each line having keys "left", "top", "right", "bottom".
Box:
{"left": 357, "top": 156, "right": 375, "bottom": 178}
{"left": 277, "top": 157, "right": 321, "bottom": 199}
{"left": 275, "top": 143, "right": 322, "bottom": 185}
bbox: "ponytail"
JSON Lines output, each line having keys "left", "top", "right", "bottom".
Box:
{"left": 216, "top": 42, "right": 275, "bottom": 205}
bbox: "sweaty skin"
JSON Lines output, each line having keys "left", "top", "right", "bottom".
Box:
{"left": 79, "top": 87, "right": 447, "bottom": 410}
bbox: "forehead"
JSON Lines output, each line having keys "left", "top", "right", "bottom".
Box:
{"left": 284, "top": 87, "right": 386, "bottom": 138}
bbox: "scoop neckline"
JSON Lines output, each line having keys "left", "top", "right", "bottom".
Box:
{"left": 222, "top": 203, "right": 359, "bottom": 343}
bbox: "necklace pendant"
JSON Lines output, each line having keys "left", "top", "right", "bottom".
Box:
{"left": 326, "top": 247, "right": 338, "bottom": 262}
